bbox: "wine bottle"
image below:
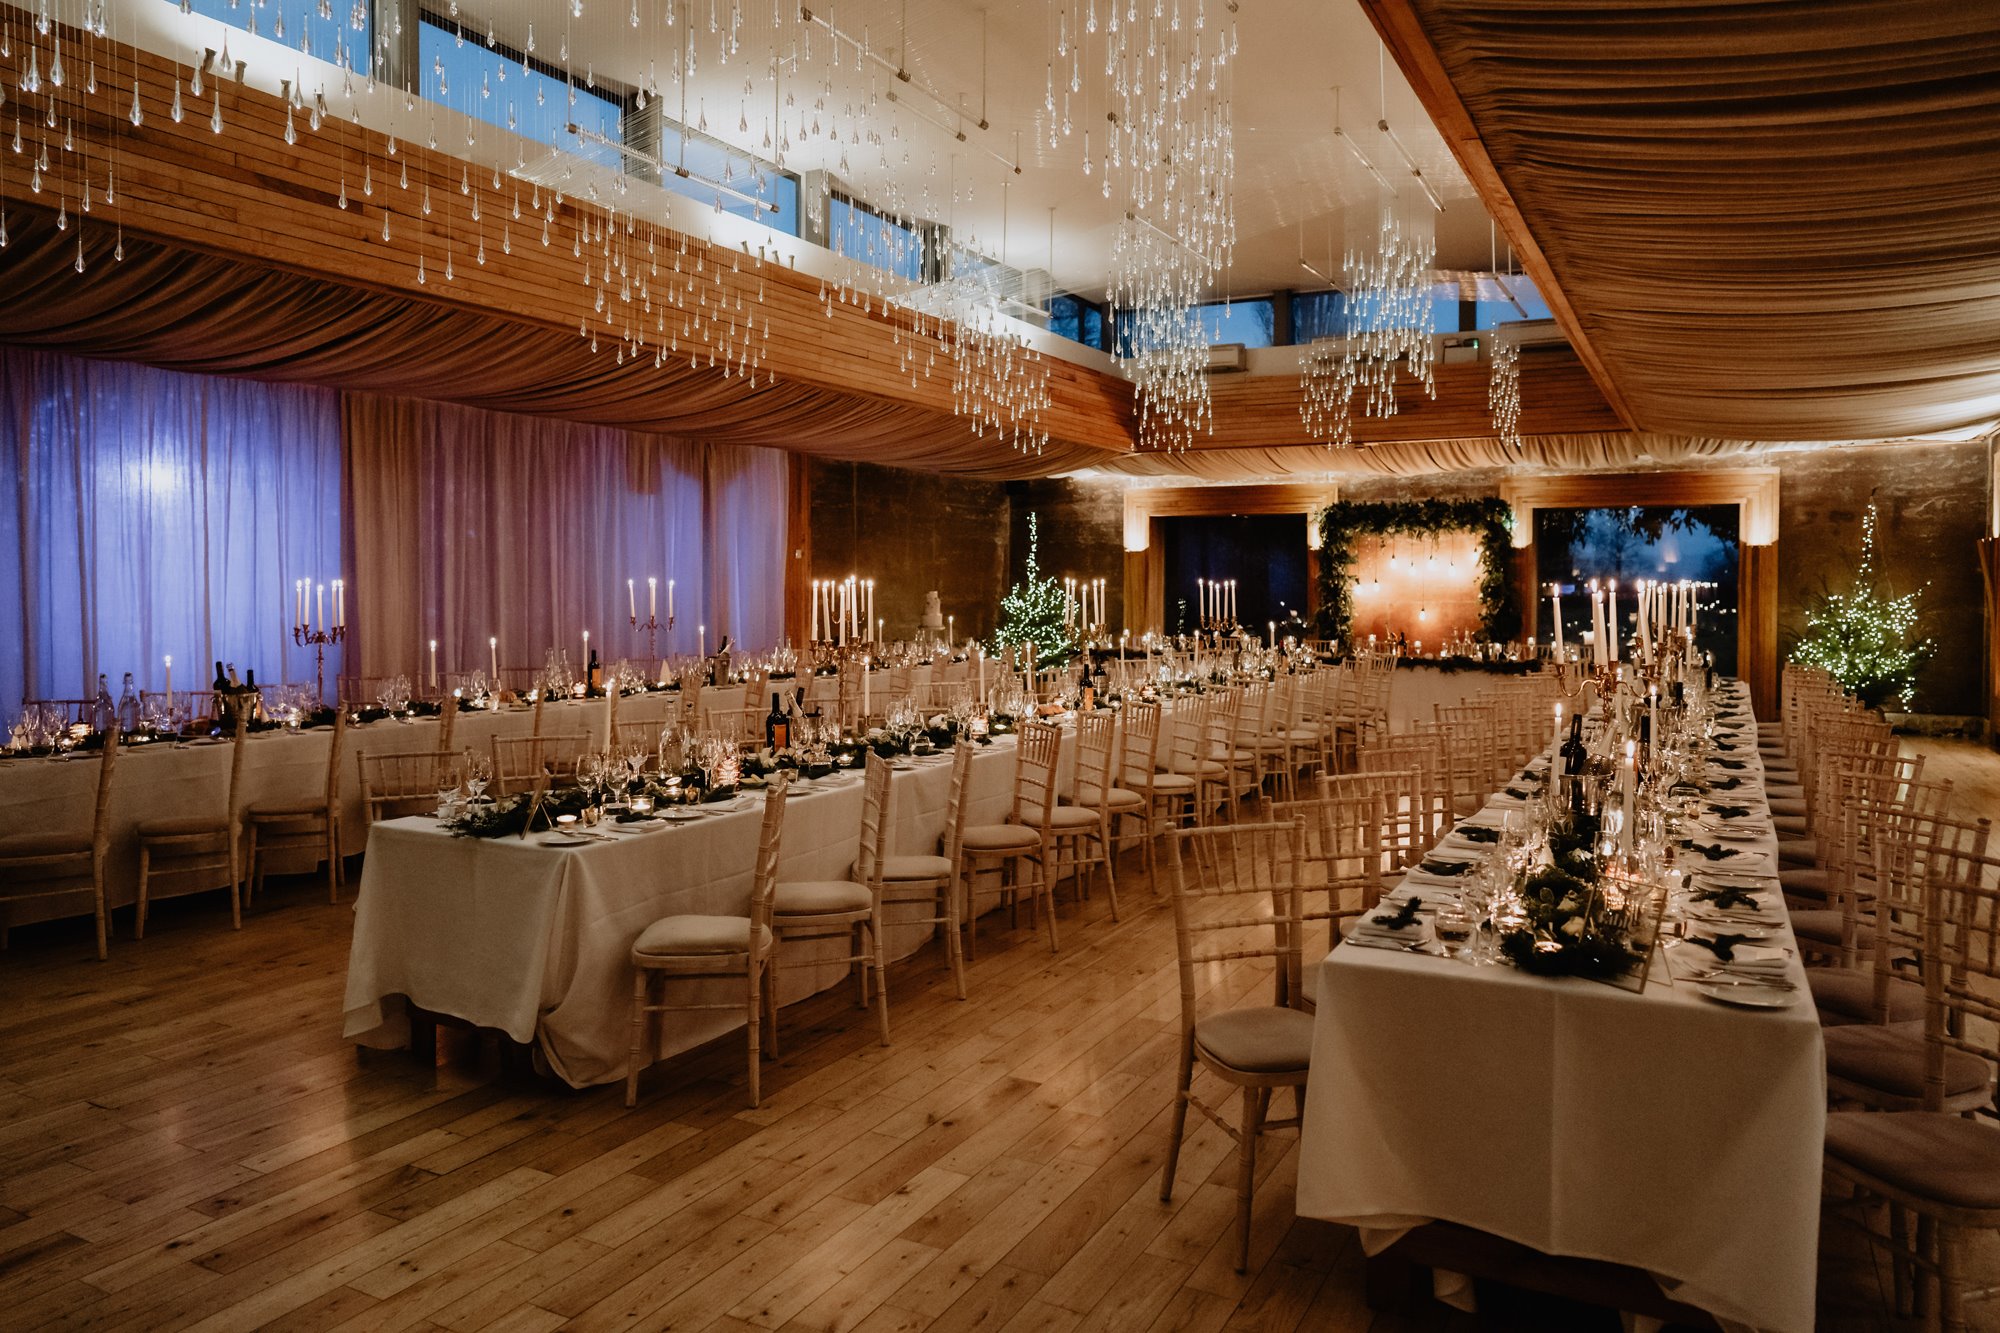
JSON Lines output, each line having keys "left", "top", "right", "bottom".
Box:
{"left": 117, "top": 672, "right": 139, "bottom": 730}
{"left": 245, "top": 669, "right": 261, "bottom": 720}
{"left": 766, "top": 693, "right": 789, "bottom": 750}
{"left": 213, "top": 660, "right": 228, "bottom": 693}
{"left": 94, "top": 674, "right": 116, "bottom": 731}
{"left": 586, "top": 647, "right": 601, "bottom": 691}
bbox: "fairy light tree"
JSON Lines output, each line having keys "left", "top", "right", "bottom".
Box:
{"left": 1790, "top": 493, "right": 1933, "bottom": 710}
{"left": 994, "top": 513, "right": 1079, "bottom": 673}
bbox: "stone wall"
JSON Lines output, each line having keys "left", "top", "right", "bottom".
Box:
{"left": 806, "top": 460, "right": 1010, "bottom": 643}
{"left": 1006, "top": 478, "right": 1129, "bottom": 630}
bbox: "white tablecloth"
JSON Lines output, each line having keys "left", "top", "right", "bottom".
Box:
{"left": 1294, "top": 682, "right": 1825, "bottom": 1333}
{"left": 342, "top": 734, "right": 1029, "bottom": 1087}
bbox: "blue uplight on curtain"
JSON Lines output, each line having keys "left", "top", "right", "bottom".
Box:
{"left": 0, "top": 348, "right": 345, "bottom": 719}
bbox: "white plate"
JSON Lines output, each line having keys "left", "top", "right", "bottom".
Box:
{"left": 1695, "top": 981, "right": 1799, "bottom": 1009}
{"left": 538, "top": 833, "right": 591, "bottom": 847}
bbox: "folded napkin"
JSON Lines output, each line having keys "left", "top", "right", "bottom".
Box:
{"left": 1711, "top": 758, "right": 1748, "bottom": 771}
{"left": 1502, "top": 785, "right": 1535, "bottom": 800}
{"left": 1673, "top": 938, "right": 1790, "bottom": 978}
{"left": 1418, "top": 857, "right": 1476, "bottom": 877}
{"left": 1707, "top": 804, "right": 1753, "bottom": 821}
{"left": 1690, "top": 883, "right": 1769, "bottom": 912}
{"left": 1708, "top": 775, "right": 1744, "bottom": 792}
{"left": 1456, "top": 825, "right": 1501, "bottom": 844}
{"left": 1350, "top": 899, "right": 1431, "bottom": 949}
{"left": 1683, "top": 840, "right": 1751, "bottom": 862}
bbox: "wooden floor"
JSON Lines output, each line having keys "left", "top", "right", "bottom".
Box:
{"left": 1, "top": 736, "right": 1993, "bottom": 1332}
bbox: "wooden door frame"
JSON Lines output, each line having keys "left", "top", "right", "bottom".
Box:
{"left": 1120, "top": 484, "right": 1338, "bottom": 637}
{"left": 1499, "top": 470, "right": 1781, "bottom": 718}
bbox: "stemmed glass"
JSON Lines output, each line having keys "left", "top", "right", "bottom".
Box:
{"left": 463, "top": 751, "right": 491, "bottom": 803}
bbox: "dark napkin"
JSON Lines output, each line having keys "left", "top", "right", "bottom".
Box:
{"left": 1687, "top": 932, "right": 1754, "bottom": 962}
{"left": 1369, "top": 897, "right": 1424, "bottom": 930}
{"left": 1418, "top": 859, "right": 1473, "bottom": 877}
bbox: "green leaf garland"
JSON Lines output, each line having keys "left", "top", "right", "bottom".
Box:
{"left": 1314, "top": 498, "right": 1519, "bottom": 645}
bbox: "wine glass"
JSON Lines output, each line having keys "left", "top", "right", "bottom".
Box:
{"left": 1433, "top": 903, "right": 1474, "bottom": 959}
{"left": 464, "top": 751, "right": 491, "bottom": 803}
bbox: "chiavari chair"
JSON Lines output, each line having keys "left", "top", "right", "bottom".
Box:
{"left": 136, "top": 710, "right": 251, "bottom": 936}
{"left": 1276, "top": 775, "right": 1391, "bottom": 965}
{"left": 1822, "top": 830, "right": 2000, "bottom": 1331}
{"left": 877, "top": 743, "right": 970, "bottom": 1000}
{"left": 1052, "top": 709, "right": 1125, "bottom": 918}
{"left": 0, "top": 725, "right": 120, "bottom": 959}
{"left": 1352, "top": 728, "right": 1448, "bottom": 852}
{"left": 1228, "top": 682, "right": 1272, "bottom": 808}
{"left": 958, "top": 721, "right": 1062, "bottom": 955}
{"left": 1821, "top": 789, "right": 1975, "bottom": 1083}
{"left": 1159, "top": 819, "right": 1310, "bottom": 1275}
{"left": 1436, "top": 703, "right": 1503, "bottom": 809}
{"left": 1164, "top": 692, "right": 1231, "bottom": 832}
{"left": 770, "top": 752, "right": 891, "bottom": 1051}
{"left": 625, "top": 775, "right": 788, "bottom": 1108}
{"left": 1782, "top": 745, "right": 1923, "bottom": 925}
{"left": 245, "top": 710, "right": 348, "bottom": 904}
{"left": 1805, "top": 778, "right": 1953, "bottom": 1025}
{"left": 1115, "top": 698, "right": 1166, "bottom": 889}
{"left": 490, "top": 732, "right": 591, "bottom": 796}
{"left": 358, "top": 747, "right": 456, "bottom": 826}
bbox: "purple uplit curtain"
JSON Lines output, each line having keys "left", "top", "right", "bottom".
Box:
{"left": 0, "top": 348, "right": 344, "bottom": 720}
{"left": 342, "top": 395, "right": 787, "bottom": 686}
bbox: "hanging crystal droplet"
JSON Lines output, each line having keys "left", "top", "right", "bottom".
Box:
{"left": 272, "top": 9, "right": 284, "bottom": 38}
{"left": 362, "top": 160, "right": 371, "bottom": 195}
{"left": 444, "top": 252, "right": 453, "bottom": 281}
{"left": 502, "top": 225, "right": 510, "bottom": 254}
{"left": 104, "top": 168, "right": 113, "bottom": 204}
{"left": 80, "top": 179, "right": 88, "bottom": 211}
{"left": 284, "top": 106, "right": 296, "bottom": 144}
{"left": 210, "top": 90, "right": 222, "bottom": 134}
{"left": 338, "top": 176, "right": 347, "bottom": 208}
{"left": 23, "top": 48, "right": 40, "bottom": 94}
{"left": 87, "top": 61, "right": 96, "bottom": 94}
{"left": 30, "top": 162, "right": 40, "bottom": 191}
{"left": 55, "top": 196, "right": 65, "bottom": 227}
{"left": 129, "top": 78, "right": 143, "bottom": 126}
{"left": 48, "top": 44, "right": 63, "bottom": 88}
{"left": 114, "top": 227, "right": 123, "bottom": 261}
{"left": 421, "top": 185, "right": 430, "bottom": 216}
{"left": 469, "top": 194, "right": 479, "bottom": 221}
{"left": 399, "top": 159, "right": 407, "bottom": 189}
{"left": 417, "top": 255, "right": 425, "bottom": 284}
{"left": 62, "top": 119, "right": 72, "bottom": 151}
{"left": 541, "top": 215, "right": 550, "bottom": 246}
{"left": 475, "top": 235, "right": 484, "bottom": 264}
{"left": 459, "top": 164, "right": 468, "bottom": 194}
{"left": 381, "top": 208, "right": 390, "bottom": 241}
{"left": 189, "top": 63, "right": 201, "bottom": 97}
{"left": 0, "top": 211, "right": 8, "bottom": 248}
{"left": 74, "top": 232, "right": 84, "bottom": 272}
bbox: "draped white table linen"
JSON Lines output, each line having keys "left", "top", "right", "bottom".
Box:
{"left": 1294, "top": 682, "right": 1825, "bottom": 1333}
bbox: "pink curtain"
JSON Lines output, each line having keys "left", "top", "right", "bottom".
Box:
{"left": 0, "top": 347, "right": 344, "bottom": 713}
{"left": 342, "top": 393, "right": 786, "bottom": 686}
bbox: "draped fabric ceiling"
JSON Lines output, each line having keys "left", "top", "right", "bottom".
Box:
{"left": 0, "top": 216, "right": 1115, "bottom": 479}
{"left": 1373, "top": 0, "right": 2000, "bottom": 443}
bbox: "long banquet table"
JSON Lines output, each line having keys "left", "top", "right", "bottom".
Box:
{"left": 342, "top": 729, "right": 1038, "bottom": 1088}
{"left": 1294, "top": 681, "right": 1824, "bottom": 1333}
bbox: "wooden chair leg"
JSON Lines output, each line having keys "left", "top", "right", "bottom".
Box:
{"left": 1236, "top": 1087, "right": 1265, "bottom": 1274}
{"left": 1161, "top": 1037, "right": 1194, "bottom": 1203}
{"left": 1037, "top": 849, "right": 1061, "bottom": 953}
{"left": 625, "top": 967, "right": 649, "bottom": 1108}
{"left": 245, "top": 825, "right": 261, "bottom": 904}
{"left": 745, "top": 962, "right": 763, "bottom": 1109}
{"left": 228, "top": 834, "right": 242, "bottom": 930}
{"left": 1097, "top": 819, "right": 1120, "bottom": 922}
{"left": 326, "top": 823, "right": 340, "bottom": 903}
{"left": 136, "top": 844, "right": 151, "bottom": 940}
{"left": 943, "top": 876, "right": 968, "bottom": 1000}
{"left": 92, "top": 863, "right": 108, "bottom": 961}
{"left": 870, "top": 917, "right": 891, "bottom": 1047}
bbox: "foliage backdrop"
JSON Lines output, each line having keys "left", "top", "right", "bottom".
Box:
{"left": 1315, "top": 498, "right": 1519, "bottom": 645}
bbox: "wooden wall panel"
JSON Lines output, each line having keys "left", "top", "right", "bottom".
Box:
{"left": 1199, "top": 348, "right": 1622, "bottom": 449}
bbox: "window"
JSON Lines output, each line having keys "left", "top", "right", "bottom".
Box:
{"left": 654, "top": 122, "right": 800, "bottom": 236}
{"left": 418, "top": 20, "right": 625, "bottom": 172}
{"left": 1293, "top": 290, "right": 1347, "bottom": 342}
{"left": 1199, "top": 298, "right": 1275, "bottom": 348}
{"left": 828, "top": 197, "right": 924, "bottom": 282}
{"left": 1474, "top": 275, "right": 1552, "bottom": 331}
{"left": 1047, "top": 293, "right": 1103, "bottom": 350}
{"left": 184, "top": 0, "right": 370, "bottom": 76}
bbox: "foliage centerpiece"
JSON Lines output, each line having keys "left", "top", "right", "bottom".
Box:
{"left": 1315, "top": 497, "right": 1518, "bottom": 645}
{"left": 1789, "top": 494, "right": 1933, "bottom": 710}
{"left": 1496, "top": 811, "right": 1645, "bottom": 978}
{"left": 993, "top": 513, "right": 1080, "bottom": 673}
